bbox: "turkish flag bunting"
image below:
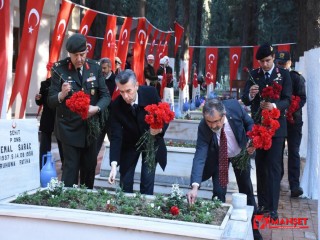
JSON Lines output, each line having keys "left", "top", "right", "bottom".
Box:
{"left": 179, "top": 67, "right": 186, "bottom": 91}
{"left": 161, "top": 32, "right": 171, "bottom": 57}
{"left": 188, "top": 47, "right": 194, "bottom": 84}
{"left": 253, "top": 45, "right": 259, "bottom": 69}
{"left": 79, "top": 9, "right": 97, "bottom": 36}
{"left": 86, "top": 36, "right": 96, "bottom": 59}
{"left": 277, "top": 44, "right": 291, "bottom": 53}
{"left": 154, "top": 32, "right": 165, "bottom": 71}
{"left": 193, "top": 69, "right": 198, "bottom": 88}
{"left": 132, "top": 18, "right": 147, "bottom": 85}
{"left": 174, "top": 22, "right": 184, "bottom": 56}
{"left": 149, "top": 29, "right": 158, "bottom": 55}
{"left": 229, "top": 47, "right": 242, "bottom": 91}
{"left": 0, "top": 0, "right": 10, "bottom": 114}
{"left": 205, "top": 47, "right": 218, "bottom": 85}
{"left": 101, "top": 15, "right": 117, "bottom": 70}
{"left": 117, "top": 17, "right": 132, "bottom": 70}
{"left": 8, "top": 0, "right": 45, "bottom": 118}
{"left": 46, "top": 0, "right": 74, "bottom": 76}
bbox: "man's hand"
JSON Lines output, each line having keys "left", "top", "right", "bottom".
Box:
{"left": 87, "top": 105, "right": 99, "bottom": 118}
{"left": 260, "top": 101, "right": 274, "bottom": 110}
{"left": 59, "top": 82, "right": 71, "bottom": 102}
{"left": 150, "top": 128, "right": 162, "bottom": 136}
{"left": 186, "top": 185, "right": 199, "bottom": 205}
{"left": 249, "top": 84, "right": 259, "bottom": 99}
{"left": 108, "top": 164, "right": 117, "bottom": 184}
{"left": 35, "top": 93, "right": 42, "bottom": 101}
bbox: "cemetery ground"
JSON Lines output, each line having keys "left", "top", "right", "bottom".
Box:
{"left": 51, "top": 142, "right": 318, "bottom": 240}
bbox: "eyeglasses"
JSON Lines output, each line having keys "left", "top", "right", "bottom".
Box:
{"left": 115, "top": 61, "right": 121, "bottom": 65}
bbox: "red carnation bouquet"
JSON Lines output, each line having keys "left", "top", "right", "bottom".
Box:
{"left": 66, "top": 91, "right": 90, "bottom": 119}
{"left": 136, "top": 102, "right": 175, "bottom": 171}
{"left": 286, "top": 95, "right": 301, "bottom": 124}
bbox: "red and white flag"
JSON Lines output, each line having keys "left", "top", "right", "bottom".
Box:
{"left": 253, "top": 45, "right": 259, "bottom": 69}
{"left": 0, "top": 0, "right": 10, "bottom": 114}
{"left": 193, "top": 69, "right": 198, "bottom": 88}
{"left": 174, "top": 22, "right": 184, "bottom": 56}
{"left": 101, "top": 15, "right": 117, "bottom": 70}
{"left": 154, "top": 32, "right": 165, "bottom": 71}
{"left": 86, "top": 36, "right": 96, "bottom": 59}
{"left": 205, "top": 47, "right": 218, "bottom": 86}
{"left": 161, "top": 32, "right": 171, "bottom": 57}
{"left": 8, "top": 0, "right": 45, "bottom": 118}
{"left": 79, "top": 9, "right": 97, "bottom": 36}
{"left": 229, "top": 47, "right": 242, "bottom": 91}
{"left": 149, "top": 29, "right": 158, "bottom": 55}
{"left": 179, "top": 67, "right": 186, "bottom": 91}
{"left": 117, "top": 17, "right": 133, "bottom": 70}
{"left": 46, "top": 0, "right": 74, "bottom": 76}
{"left": 132, "top": 18, "right": 147, "bottom": 85}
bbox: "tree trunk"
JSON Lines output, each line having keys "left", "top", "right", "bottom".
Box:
{"left": 19, "top": 0, "right": 27, "bottom": 39}
{"left": 167, "top": 0, "right": 176, "bottom": 58}
{"left": 193, "top": 0, "right": 203, "bottom": 72}
{"left": 297, "top": 0, "right": 320, "bottom": 57}
{"left": 181, "top": 0, "right": 190, "bottom": 62}
{"left": 138, "top": 0, "right": 146, "bottom": 17}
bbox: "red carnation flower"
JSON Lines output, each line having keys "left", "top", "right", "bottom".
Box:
{"left": 170, "top": 206, "right": 180, "bottom": 216}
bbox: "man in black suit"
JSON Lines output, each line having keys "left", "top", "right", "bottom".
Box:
{"left": 48, "top": 33, "right": 111, "bottom": 189}
{"left": 35, "top": 77, "right": 64, "bottom": 169}
{"left": 108, "top": 69, "right": 168, "bottom": 195}
{"left": 241, "top": 43, "right": 292, "bottom": 220}
{"left": 186, "top": 98, "right": 262, "bottom": 240}
{"left": 275, "top": 51, "right": 306, "bottom": 198}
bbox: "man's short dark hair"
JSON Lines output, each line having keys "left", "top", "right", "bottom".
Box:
{"left": 115, "top": 69, "right": 137, "bottom": 85}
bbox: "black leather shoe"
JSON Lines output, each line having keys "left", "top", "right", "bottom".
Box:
{"left": 269, "top": 210, "right": 278, "bottom": 221}
{"left": 253, "top": 229, "right": 263, "bottom": 240}
{"left": 257, "top": 206, "right": 266, "bottom": 215}
{"left": 291, "top": 187, "right": 303, "bottom": 198}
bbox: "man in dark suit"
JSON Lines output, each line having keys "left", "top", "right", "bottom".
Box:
{"left": 241, "top": 43, "right": 292, "bottom": 220}
{"left": 186, "top": 98, "right": 262, "bottom": 240}
{"left": 144, "top": 54, "right": 160, "bottom": 96}
{"left": 35, "top": 77, "right": 64, "bottom": 169}
{"left": 108, "top": 69, "right": 168, "bottom": 195}
{"left": 275, "top": 51, "right": 306, "bottom": 198}
{"left": 48, "top": 33, "right": 111, "bottom": 189}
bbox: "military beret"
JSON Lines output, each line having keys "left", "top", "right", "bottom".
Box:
{"left": 66, "top": 33, "right": 87, "bottom": 53}
{"left": 256, "top": 43, "right": 274, "bottom": 60}
{"left": 275, "top": 51, "right": 291, "bottom": 62}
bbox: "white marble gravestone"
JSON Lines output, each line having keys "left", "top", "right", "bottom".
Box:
{"left": 0, "top": 119, "right": 40, "bottom": 200}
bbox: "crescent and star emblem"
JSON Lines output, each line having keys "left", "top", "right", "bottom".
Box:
{"left": 232, "top": 54, "right": 239, "bottom": 64}
{"left": 87, "top": 43, "right": 92, "bottom": 52}
{"left": 57, "top": 19, "right": 66, "bottom": 41}
{"left": 106, "top": 29, "right": 113, "bottom": 47}
{"left": 206, "top": 72, "right": 212, "bottom": 79}
{"left": 138, "top": 30, "right": 146, "bottom": 45}
{"left": 0, "top": 0, "right": 4, "bottom": 10}
{"left": 80, "top": 25, "right": 89, "bottom": 35}
{"left": 28, "top": 8, "right": 40, "bottom": 34}
{"left": 121, "top": 29, "right": 127, "bottom": 45}
{"left": 208, "top": 54, "right": 215, "bottom": 63}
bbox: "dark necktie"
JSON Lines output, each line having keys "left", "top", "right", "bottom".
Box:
{"left": 265, "top": 72, "right": 270, "bottom": 84}
{"left": 218, "top": 125, "right": 229, "bottom": 187}
{"left": 131, "top": 104, "right": 138, "bottom": 117}
{"left": 77, "top": 68, "right": 83, "bottom": 84}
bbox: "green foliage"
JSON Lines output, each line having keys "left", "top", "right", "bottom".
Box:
{"left": 13, "top": 179, "right": 228, "bottom": 226}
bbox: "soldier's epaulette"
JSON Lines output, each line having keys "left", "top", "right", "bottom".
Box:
{"left": 86, "top": 58, "right": 100, "bottom": 65}
{"left": 291, "top": 70, "right": 302, "bottom": 75}
{"left": 53, "top": 58, "right": 69, "bottom": 68}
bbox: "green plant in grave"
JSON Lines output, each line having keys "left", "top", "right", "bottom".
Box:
{"left": 13, "top": 178, "right": 227, "bottom": 225}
